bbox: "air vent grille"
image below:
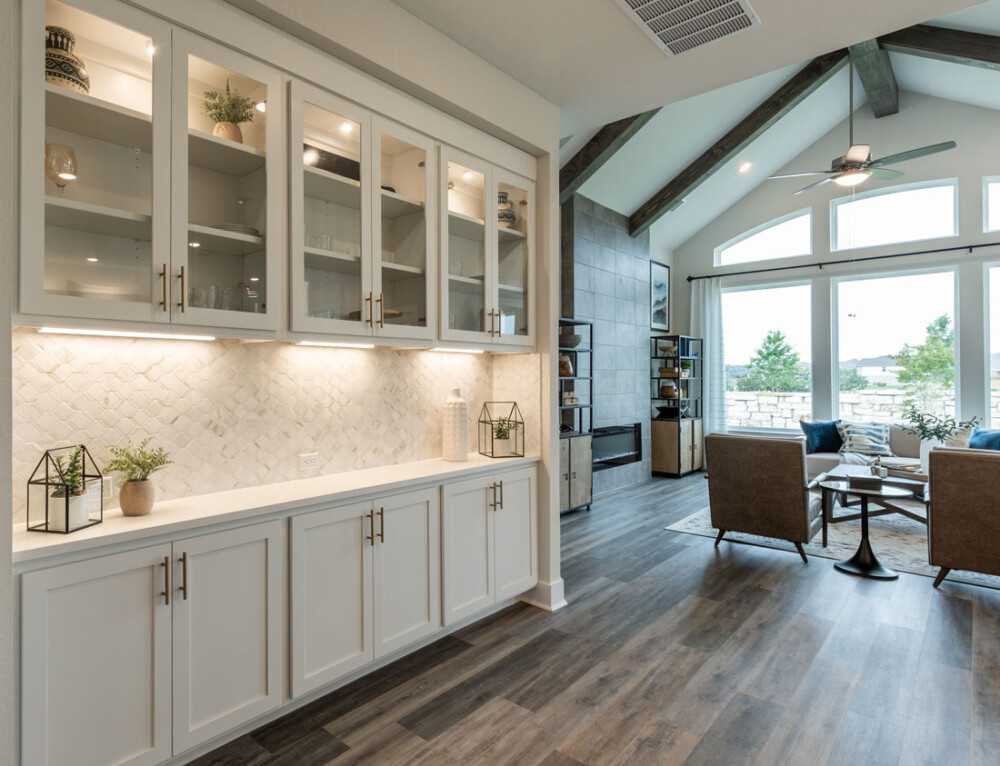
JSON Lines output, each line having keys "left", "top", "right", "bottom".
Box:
{"left": 615, "top": 0, "right": 760, "bottom": 56}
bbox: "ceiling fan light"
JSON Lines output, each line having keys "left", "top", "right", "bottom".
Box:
{"left": 833, "top": 169, "right": 870, "bottom": 187}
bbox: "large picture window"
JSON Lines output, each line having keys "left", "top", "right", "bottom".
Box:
{"left": 831, "top": 180, "right": 957, "bottom": 252}
{"left": 837, "top": 270, "right": 956, "bottom": 423}
{"left": 985, "top": 178, "right": 1000, "bottom": 233}
{"left": 990, "top": 266, "right": 1000, "bottom": 425}
{"left": 715, "top": 209, "right": 811, "bottom": 266}
{"left": 722, "top": 283, "right": 812, "bottom": 429}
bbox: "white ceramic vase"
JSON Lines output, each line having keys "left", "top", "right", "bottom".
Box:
{"left": 919, "top": 438, "right": 944, "bottom": 475}
{"left": 49, "top": 491, "right": 89, "bottom": 532}
{"left": 442, "top": 387, "right": 467, "bottom": 462}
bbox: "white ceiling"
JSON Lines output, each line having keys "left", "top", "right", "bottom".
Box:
{"left": 387, "top": 0, "right": 984, "bottom": 135}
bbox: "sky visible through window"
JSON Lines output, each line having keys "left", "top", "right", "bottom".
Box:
{"left": 833, "top": 182, "right": 956, "bottom": 251}
{"left": 987, "top": 181, "right": 1000, "bottom": 232}
{"left": 717, "top": 211, "right": 811, "bottom": 266}
{"left": 723, "top": 284, "right": 812, "bottom": 365}
{"left": 991, "top": 267, "right": 1000, "bottom": 425}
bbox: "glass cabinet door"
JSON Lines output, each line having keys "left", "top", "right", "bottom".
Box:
{"left": 172, "top": 33, "right": 281, "bottom": 330}
{"left": 493, "top": 170, "right": 534, "bottom": 345}
{"left": 441, "top": 149, "right": 492, "bottom": 342}
{"left": 289, "top": 81, "right": 371, "bottom": 335}
{"left": 21, "top": 0, "right": 170, "bottom": 322}
{"left": 372, "top": 117, "right": 435, "bottom": 340}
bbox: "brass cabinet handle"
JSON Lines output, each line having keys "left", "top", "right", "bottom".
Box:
{"left": 498, "top": 479, "right": 504, "bottom": 509}
{"left": 160, "top": 264, "right": 168, "bottom": 312}
{"left": 179, "top": 552, "right": 188, "bottom": 600}
{"left": 488, "top": 483, "right": 497, "bottom": 510}
{"left": 496, "top": 310, "right": 502, "bottom": 339}
{"left": 378, "top": 507, "right": 385, "bottom": 542}
{"left": 366, "top": 509, "right": 374, "bottom": 546}
{"left": 487, "top": 309, "right": 496, "bottom": 337}
{"left": 365, "top": 292, "right": 374, "bottom": 328}
{"left": 160, "top": 555, "right": 170, "bottom": 606}
{"left": 376, "top": 293, "right": 385, "bottom": 329}
{"left": 177, "top": 266, "right": 186, "bottom": 313}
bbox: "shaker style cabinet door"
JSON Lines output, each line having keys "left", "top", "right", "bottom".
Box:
{"left": 21, "top": 544, "right": 173, "bottom": 766}
{"left": 290, "top": 501, "right": 374, "bottom": 698}
{"left": 494, "top": 467, "right": 537, "bottom": 600}
{"left": 171, "top": 520, "right": 284, "bottom": 752}
{"left": 442, "top": 476, "right": 495, "bottom": 624}
{"left": 170, "top": 31, "right": 283, "bottom": 331}
{"left": 20, "top": 0, "right": 172, "bottom": 323}
{"left": 491, "top": 167, "right": 535, "bottom": 347}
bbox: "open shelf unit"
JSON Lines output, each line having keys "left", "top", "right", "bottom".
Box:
{"left": 559, "top": 318, "right": 593, "bottom": 514}
{"left": 651, "top": 334, "right": 704, "bottom": 477}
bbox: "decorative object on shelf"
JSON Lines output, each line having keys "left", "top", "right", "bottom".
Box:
{"left": 27, "top": 445, "right": 103, "bottom": 534}
{"left": 497, "top": 191, "right": 516, "bottom": 228}
{"left": 442, "top": 388, "right": 468, "bottom": 462}
{"left": 104, "top": 437, "right": 172, "bottom": 517}
{"left": 650, "top": 260, "right": 670, "bottom": 332}
{"left": 45, "top": 26, "right": 90, "bottom": 94}
{"left": 202, "top": 79, "right": 256, "bottom": 144}
{"left": 479, "top": 402, "right": 524, "bottom": 459}
{"left": 302, "top": 143, "right": 361, "bottom": 180}
{"left": 902, "top": 405, "right": 979, "bottom": 473}
{"left": 561, "top": 334, "right": 582, "bottom": 348}
{"left": 558, "top": 354, "right": 574, "bottom": 377}
{"left": 44, "top": 142, "right": 78, "bottom": 197}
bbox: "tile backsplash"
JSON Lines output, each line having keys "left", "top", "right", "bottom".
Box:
{"left": 12, "top": 328, "right": 541, "bottom": 523}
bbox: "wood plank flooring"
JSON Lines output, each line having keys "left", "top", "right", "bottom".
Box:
{"left": 193, "top": 474, "right": 1000, "bottom": 766}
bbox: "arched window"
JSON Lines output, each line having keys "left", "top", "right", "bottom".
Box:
{"left": 715, "top": 209, "right": 811, "bottom": 266}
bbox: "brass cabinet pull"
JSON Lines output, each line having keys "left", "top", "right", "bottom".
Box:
{"left": 488, "top": 483, "right": 497, "bottom": 510}
{"left": 487, "top": 309, "right": 496, "bottom": 337}
{"left": 376, "top": 293, "right": 385, "bottom": 329}
{"left": 365, "top": 509, "right": 375, "bottom": 546}
{"left": 496, "top": 309, "right": 502, "bottom": 339}
{"left": 365, "top": 292, "right": 374, "bottom": 328}
{"left": 177, "top": 266, "right": 186, "bottom": 313}
{"left": 160, "top": 555, "right": 170, "bottom": 606}
{"left": 498, "top": 480, "right": 504, "bottom": 509}
{"left": 378, "top": 507, "right": 385, "bottom": 542}
{"left": 179, "top": 552, "right": 188, "bottom": 600}
{"left": 160, "top": 264, "right": 168, "bottom": 312}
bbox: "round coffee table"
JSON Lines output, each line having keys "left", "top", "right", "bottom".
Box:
{"left": 819, "top": 480, "right": 913, "bottom": 580}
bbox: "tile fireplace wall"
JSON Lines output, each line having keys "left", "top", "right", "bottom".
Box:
{"left": 11, "top": 328, "right": 540, "bottom": 523}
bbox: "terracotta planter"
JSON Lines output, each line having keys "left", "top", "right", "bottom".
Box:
{"left": 120, "top": 480, "right": 155, "bottom": 517}
{"left": 212, "top": 121, "right": 243, "bottom": 144}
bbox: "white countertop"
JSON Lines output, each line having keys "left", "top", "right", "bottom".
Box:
{"left": 13, "top": 453, "right": 539, "bottom": 565}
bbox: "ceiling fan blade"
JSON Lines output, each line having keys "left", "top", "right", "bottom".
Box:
{"left": 793, "top": 177, "right": 835, "bottom": 196}
{"left": 845, "top": 144, "right": 871, "bottom": 164}
{"left": 869, "top": 168, "right": 903, "bottom": 180}
{"left": 869, "top": 141, "right": 957, "bottom": 167}
{"left": 766, "top": 171, "right": 834, "bottom": 180}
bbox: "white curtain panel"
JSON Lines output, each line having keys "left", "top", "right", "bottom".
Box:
{"left": 690, "top": 277, "right": 727, "bottom": 434}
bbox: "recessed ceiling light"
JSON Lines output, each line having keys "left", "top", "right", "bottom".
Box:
{"left": 296, "top": 341, "right": 375, "bottom": 349}
{"left": 255, "top": 101, "right": 266, "bottom": 113}
{"left": 339, "top": 121, "right": 353, "bottom": 134}
{"left": 86, "top": 257, "right": 99, "bottom": 262}
{"left": 39, "top": 327, "right": 215, "bottom": 341}
{"left": 462, "top": 170, "right": 474, "bottom": 181}
{"left": 303, "top": 148, "right": 319, "bottom": 165}
{"left": 188, "top": 241, "right": 200, "bottom": 248}
{"left": 249, "top": 277, "right": 260, "bottom": 282}
{"left": 738, "top": 161, "right": 752, "bottom": 174}
{"left": 57, "top": 172, "right": 76, "bottom": 180}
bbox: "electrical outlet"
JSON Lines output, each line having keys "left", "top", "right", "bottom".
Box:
{"left": 298, "top": 452, "right": 320, "bottom": 471}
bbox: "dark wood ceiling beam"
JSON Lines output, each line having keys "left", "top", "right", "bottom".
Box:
{"left": 628, "top": 49, "right": 848, "bottom": 237}
{"left": 849, "top": 39, "right": 898, "bottom": 118}
{"left": 879, "top": 24, "right": 1000, "bottom": 71}
{"left": 559, "top": 109, "right": 660, "bottom": 205}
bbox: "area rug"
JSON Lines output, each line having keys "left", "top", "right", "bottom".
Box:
{"left": 666, "top": 506, "right": 1000, "bottom": 590}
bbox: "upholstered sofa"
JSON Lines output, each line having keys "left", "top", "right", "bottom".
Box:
{"left": 804, "top": 423, "right": 922, "bottom": 478}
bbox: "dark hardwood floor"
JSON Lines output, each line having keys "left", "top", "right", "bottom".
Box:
{"left": 194, "top": 474, "right": 1000, "bottom": 766}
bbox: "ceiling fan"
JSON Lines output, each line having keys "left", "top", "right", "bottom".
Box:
{"left": 766, "top": 51, "right": 957, "bottom": 196}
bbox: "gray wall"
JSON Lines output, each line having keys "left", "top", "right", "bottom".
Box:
{"left": 561, "top": 194, "right": 651, "bottom": 495}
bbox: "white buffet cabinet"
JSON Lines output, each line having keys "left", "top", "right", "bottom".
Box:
{"left": 15, "top": 455, "right": 538, "bottom": 766}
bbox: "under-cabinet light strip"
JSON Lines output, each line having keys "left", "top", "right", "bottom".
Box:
{"left": 296, "top": 341, "right": 375, "bottom": 349}
{"left": 39, "top": 327, "right": 216, "bottom": 341}
{"left": 431, "top": 347, "right": 484, "bottom": 354}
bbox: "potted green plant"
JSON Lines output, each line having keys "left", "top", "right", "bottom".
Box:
{"left": 202, "top": 79, "right": 256, "bottom": 144}
{"left": 492, "top": 416, "right": 519, "bottom": 458}
{"left": 902, "top": 406, "right": 979, "bottom": 473}
{"left": 51, "top": 446, "right": 89, "bottom": 530}
{"left": 105, "top": 437, "right": 172, "bottom": 517}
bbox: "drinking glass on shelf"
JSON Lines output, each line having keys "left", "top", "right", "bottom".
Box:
{"left": 45, "top": 143, "right": 78, "bottom": 197}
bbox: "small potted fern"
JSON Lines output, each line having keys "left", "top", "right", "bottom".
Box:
{"left": 202, "top": 78, "right": 256, "bottom": 144}
{"left": 105, "top": 437, "right": 172, "bottom": 517}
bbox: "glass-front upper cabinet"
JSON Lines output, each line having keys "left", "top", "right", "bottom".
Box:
{"left": 20, "top": 0, "right": 170, "bottom": 322}
{"left": 494, "top": 168, "right": 534, "bottom": 346}
{"left": 171, "top": 32, "right": 282, "bottom": 331}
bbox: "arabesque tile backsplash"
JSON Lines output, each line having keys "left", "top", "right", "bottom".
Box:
{"left": 11, "top": 328, "right": 541, "bottom": 524}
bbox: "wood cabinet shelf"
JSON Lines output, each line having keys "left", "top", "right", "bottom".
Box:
{"left": 304, "top": 165, "right": 361, "bottom": 207}
{"left": 45, "top": 196, "right": 152, "bottom": 239}
{"left": 188, "top": 129, "right": 266, "bottom": 175}
{"left": 187, "top": 223, "right": 264, "bottom": 255}
{"left": 45, "top": 85, "right": 152, "bottom": 152}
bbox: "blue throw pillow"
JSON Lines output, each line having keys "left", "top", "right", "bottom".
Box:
{"left": 969, "top": 427, "right": 1000, "bottom": 451}
{"left": 799, "top": 420, "right": 842, "bottom": 454}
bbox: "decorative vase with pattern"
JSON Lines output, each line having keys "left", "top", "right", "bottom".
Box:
{"left": 45, "top": 26, "right": 90, "bottom": 95}
{"left": 497, "top": 191, "right": 516, "bottom": 228}
{"left": 442, "top": 387, "right": 468, "bottom": 462}
{"left": 119, "top": 479, "right": 155, "bottom": 517}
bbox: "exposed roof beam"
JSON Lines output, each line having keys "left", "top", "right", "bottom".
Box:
{"left": 559, "top": 109, "right": 660, "bottom": 205}
{"left": 880, "top": 24, "right": 1000, "bottom": 71}
{"left": 628, "top": 49, "right": 848, "bottom": 237}
{"left": 849, "top": 39, "right": 898, "bottom": 118}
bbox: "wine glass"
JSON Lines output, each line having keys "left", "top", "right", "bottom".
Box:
{"left": 45, "top": 143, "right": 78, "bottom": 197}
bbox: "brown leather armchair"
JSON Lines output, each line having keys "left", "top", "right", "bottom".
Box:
{"left": 928, "top": 447, "right": 1000, "bottom": 587}
{"left": 705, "top": 434, "right": 824, "bottom": 563}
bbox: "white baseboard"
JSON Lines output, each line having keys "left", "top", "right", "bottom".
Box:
{"left": 519, "top": 577, "right": 567, "bottom": 611}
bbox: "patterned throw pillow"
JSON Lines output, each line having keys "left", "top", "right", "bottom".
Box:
{"left": 836, "top": 421, "right": 893, "bottom": 457}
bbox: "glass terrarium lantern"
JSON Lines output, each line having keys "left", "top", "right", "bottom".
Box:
{"left": 478, "top": 402, "right": 524, "bottom": 459}
{"left": 27, "top": 445, "right": 103, "bottom": 534}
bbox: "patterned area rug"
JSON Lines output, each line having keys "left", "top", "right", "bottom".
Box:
{"left": 667, "top": 506, "right": 1000, "bottom": 590}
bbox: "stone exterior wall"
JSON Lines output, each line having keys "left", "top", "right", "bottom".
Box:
{"left": 726, "top": 389, "right": 1000, "bottom": 430}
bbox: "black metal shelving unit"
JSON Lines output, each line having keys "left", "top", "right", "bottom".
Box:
{"left": 650, "top": 335, "right": 704, "bottom": 477}
{"left": 559, "top": 318, "right": 593, "bottom": 513}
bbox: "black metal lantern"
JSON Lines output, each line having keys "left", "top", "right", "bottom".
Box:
{"left": 27, "top": 445, "right": 103, "bottom": 534}
{"left": 478, "top": 402, "right": 524, "bottom": 458}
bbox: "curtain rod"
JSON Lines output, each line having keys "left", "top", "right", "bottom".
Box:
{"left": 685, "top": 240, "right": 1000, "bottom": 282}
